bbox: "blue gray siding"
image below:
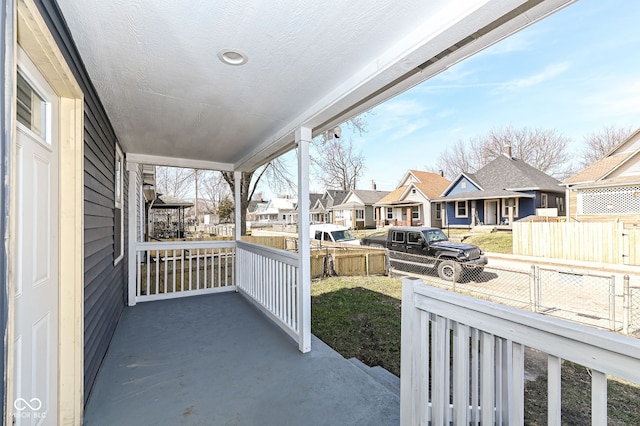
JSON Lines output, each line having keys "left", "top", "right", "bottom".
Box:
{"left": 445, "top": 176, "right": 480, "bottom": 196}
{"left": 35, "top": 0, "right": 127, "bottom": 403}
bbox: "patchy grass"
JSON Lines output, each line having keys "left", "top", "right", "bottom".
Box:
{"left": 311, "top": 276, "right": 402, "bottom": 376}
{"left": 465, "top": 232, "right": 513, "bottom": 254}
{"left": 311, "top": 276, "right": 640, "bottom": 424}
{"left": 524, "top": 361, "right": 640, "bottom": 425}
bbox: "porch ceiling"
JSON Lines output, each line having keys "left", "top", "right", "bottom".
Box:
{"left": 55, "top": 0, "right": 574, "bottom": 171}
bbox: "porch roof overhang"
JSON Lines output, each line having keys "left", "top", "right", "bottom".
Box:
{"left": 55, "top": 0, "right": 575, "bottom": 171}
{"left": 436, "top": 189, "right": 534, "bottom": 202}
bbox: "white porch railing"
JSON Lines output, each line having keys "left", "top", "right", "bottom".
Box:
{"left": 133, "top": 241, "right": 236, "bottom": 303}
{"left": 400, "top": 277, "right": 640, "bottom": 426}
{"left": 236, "top": 241, "right": 304, "bottom": 345}
{"left": 130, "top": 239, "right": 310, "bottom": 352}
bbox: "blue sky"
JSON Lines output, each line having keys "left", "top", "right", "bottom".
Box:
{"left": 330, "top": 0, "right": 640, "bottom": 193}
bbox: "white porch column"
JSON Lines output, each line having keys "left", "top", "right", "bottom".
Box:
{"left": 234, "top": 170, "right": 242, "bottom": 240}
{"left": 126, "top": 161, "right": 139, "bottom": 306}
{"left": 296, "top": 127, "right": 312, "bottom": 353}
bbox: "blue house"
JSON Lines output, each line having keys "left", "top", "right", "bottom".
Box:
{"left": 439, "top": 146, "right": 565, "bottom": 228}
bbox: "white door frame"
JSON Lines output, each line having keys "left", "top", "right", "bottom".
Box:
{"left": 8, "top": 0, "right": 84, "bottom": 424}
{"left": 484, "top": 199, "right": 499, "bottom": 225}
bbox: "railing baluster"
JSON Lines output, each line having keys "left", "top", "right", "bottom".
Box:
{"left": 155, "top": 251, "right": 159, "bottom": 295}
{"left": 180, "top": 249, "right": 184, "bottom": 293}
{"left": 203, "top": 248, "right": 208, "bottom": 289}
{"left": 471, "top": 328, "right": 480, "bottom": 426}
{"left": 172, "top": 249, "right": 176, "bottom": 293}
{"left": 481, "top": 332, "right": 495, "bottom": 426}
{"left": 196, "top": 248, "right": 200, "bottom": 289}
{"left": 145, "top": 250, "right": 150, "bottom": 296}
{"left": 511, "top": 342, "right": 525, "bottom": 425}
{"left": 548, "top": 355, "right": 561, "bottom": 426}
{"left": 453, "top": 321, "right": 470, "bottom": 424}
{"left": 136, "top": 251, "right": 141, "bottom": 298}
{"left": 188, "top": 248, "right": 192, "bottom": 291}
{"left": 592, "top": 370, "right": 607, "bottom": 425}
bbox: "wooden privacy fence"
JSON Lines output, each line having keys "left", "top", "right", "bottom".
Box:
{"left": 513, "top": 221, "right": 640, "bottom": 265}
{"left": 310, "top": 248, "right": 387, "bottom": 278}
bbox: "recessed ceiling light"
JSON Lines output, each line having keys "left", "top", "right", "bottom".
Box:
{"left": 217, "top": 49, "right": 248, "bottom": 66}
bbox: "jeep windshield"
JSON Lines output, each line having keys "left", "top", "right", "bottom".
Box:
{"left": 331, "top": 230, "right": 357, "bottom": 242}
{"left": 423, "top": 229, "right": 448, "bottom": 243}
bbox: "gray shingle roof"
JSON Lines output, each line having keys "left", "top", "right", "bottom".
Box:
{"left": 351, "top": 189, "right": 391, "bottom": 204}
{"left": 470, "top": 155, "right": 562, "bottom": 193}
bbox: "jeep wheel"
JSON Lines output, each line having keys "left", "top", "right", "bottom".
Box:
{"left": 437, "top": 260, "right": 462, "bottom": 282}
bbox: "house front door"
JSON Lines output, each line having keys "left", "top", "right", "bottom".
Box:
{"left": 14, "top": 48, "right": 60, "bottom": 424}
{"left": 485, "top": 200, "right": 499, "bottom": 225}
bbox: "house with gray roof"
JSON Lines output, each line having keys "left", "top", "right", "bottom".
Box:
{"left": 438, "top": 146, "right": 565, "bottom": 228}
{"left": 331, "top": 189, "right": 390, "bottom": 229}
{"left": 310, "top": 189, "right": 349, "bottom": 223}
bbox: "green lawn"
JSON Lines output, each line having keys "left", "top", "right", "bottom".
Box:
{"left": 311, "top": 276, "right": 640, "bottom": 424}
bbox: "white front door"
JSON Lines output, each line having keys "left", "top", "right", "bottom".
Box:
{"left": 485, "top": 200, "right": 499, "bottom": 225}
{"left": 14, "top": 47, "right": 59, "bottom": 425}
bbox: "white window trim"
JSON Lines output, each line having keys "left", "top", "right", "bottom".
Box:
{"left": 411, "top": 205, "right": 420, "bottom": 220}
{"left": 355, "top": 209, "right": 365, "bottom": 220}
{"left": 501, "top": 198, "right": 520, "bottom": 218}
{"left": 455, "top": 200, "right": 468, "bottom": 218}
{"left": 435, "top": 203, "right": 442, "bottom": 220}
{"left": 114, "top": 145, "right": 124, "bottom": 265}
{"left": 541, "top": 193, "right": 548, "bottom": 208}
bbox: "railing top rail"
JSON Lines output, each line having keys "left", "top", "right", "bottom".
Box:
{"left": 409, "top": 279, "right": 640, "bottom": 383}
{"left": 136, "top": 240, "right": 236, "bottom": 250}
{"left": 236, "top": 240, "right": 299, "bottom": 266}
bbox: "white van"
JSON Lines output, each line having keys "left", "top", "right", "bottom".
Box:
{"left": 310, "top": 224, "right": 360, "bottom": 246}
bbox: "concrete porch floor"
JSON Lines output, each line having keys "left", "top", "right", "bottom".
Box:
{"left": 83, "top": 292, "right": 400, "bottom": 425}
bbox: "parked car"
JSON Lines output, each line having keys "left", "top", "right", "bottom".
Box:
{"left": 362, "top": 226, "right": 487, "bottom": 281}
{"left": 310, "top": 224, "right": 360, "bottom": 246}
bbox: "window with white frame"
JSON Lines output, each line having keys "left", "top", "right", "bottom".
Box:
{"left": 387, "top": 207, "right": 393, "bottom": 220}
{"left": 412, "top": 206, "right": 419, "bottom": 220}
{"left": 335, "top": 210, "right": 344, "bottom": 220}
{"left": 114, "top": 145, "right": 124, "bottom": 264}
{"left": 435, "top": 203, "right": 442, "bottom": 220}
{"left": 455, "top": 200, "right": 468, "bottom": 218}
{"left": 501, "top": 198, "right": 519, "bottom": 218}
{"left": 556, "top": 196, "right": 565, "bottom": 213}
{"left": 355, "top": 209, "right": 364, "bottom": 220}
{"left": 541, "top": 193, "right": 548, "bottom": 208}
{"left": 16, "top": 71, "right": 49, "bottom": 142}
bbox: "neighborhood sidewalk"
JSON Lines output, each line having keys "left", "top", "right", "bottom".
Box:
{"left": 486, "top": 251, "right": 640, "bottom": 277}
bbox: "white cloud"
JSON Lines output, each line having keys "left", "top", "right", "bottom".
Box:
{"left": 502, "top": 62, "right": 570, "bottom": 90}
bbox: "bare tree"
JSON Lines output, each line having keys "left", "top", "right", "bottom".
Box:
{"left": 435, "top": 126, "right": 572, "bottom": 179}
{"left": 199, "top": 170, "right": 230, "bottom": 212}
{"left": 312, "top": 138, "right": 365, "bottom": 191}
{"left": 221, "top": 157, "right": 296, "bottom": 235}
{"left": 578, "top": 125, "right": 634, "bottom": 169}
{"left": 155, "top": 166, "right": 195, "bottom": 198}
{"left": 221, "top": 114, "right": 369, "bottom": 235}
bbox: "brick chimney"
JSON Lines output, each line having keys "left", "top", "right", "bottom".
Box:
{"left": 503, "top": 144, "right": 512, "bottom": 158}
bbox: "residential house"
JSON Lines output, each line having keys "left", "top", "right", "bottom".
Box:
{"left": 563, "top": 128, "right": 640, "bottom": 222}
{"left": 310, "top": 189, "right": 349, "bottom": 224}
{"left": 331, "top": 189, "right": 390, "bottom": 229}
{"left": 439, "top": 146, "right": 565, "bottom": 228}
{"left": 4, "top": 1, "right": 624, "bottom": 424}
{"left": 252, "top": 196, "right": 298, "bottom": 224}
{"left": 375, "top": 170, "right": 451, "bottom": 228}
